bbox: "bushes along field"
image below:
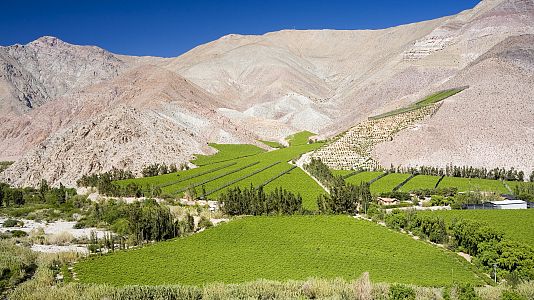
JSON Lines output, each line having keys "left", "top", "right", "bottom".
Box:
{"left": 420, "top": 209, "right": 534, "bottom": 247}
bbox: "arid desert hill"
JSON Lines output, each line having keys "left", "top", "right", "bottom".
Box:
{"left": 1, "top": 0, "right": 533, "bottom": 186}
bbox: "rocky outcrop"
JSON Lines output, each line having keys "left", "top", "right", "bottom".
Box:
{"left": 0, "top": 36, "right": 128, "bottom": 114}
{"left": 1, "top": 106, "right": 204, "bottom": 186}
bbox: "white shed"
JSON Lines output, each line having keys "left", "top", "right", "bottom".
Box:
{"left": 490, "top": 200, "right": 527, "bottom": 210}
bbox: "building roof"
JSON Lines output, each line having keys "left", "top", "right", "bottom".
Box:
{"left": 490, "top": 200, "right": 526, "bottom": 205}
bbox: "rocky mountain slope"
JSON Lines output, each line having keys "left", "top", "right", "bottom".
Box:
{"left": 0, "top": 36, "right": 128, "bottom": 115}
{"left": 374, "top": 34, "right": 534, "bottom": 172}
{"left": 1, "top": 0, "right": 533, "bottom": 186}
{"left": 0, "top": 65, "right": 261, "bottom": 186}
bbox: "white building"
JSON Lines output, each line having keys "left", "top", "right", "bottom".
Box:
{"left": 490, "top": 200, "right": 527, "bottom": 210}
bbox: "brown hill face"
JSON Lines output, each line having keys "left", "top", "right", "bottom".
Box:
{"left": 0, "top": 65, "right": 262, "bottom": 186}
{"left": 1, "top": 0, "right": 533, "bottom": 186}
{"left": 0, "top": 36, "right": 129, "bottom": 115}
{"left": 373, "top": 34, "right": 534, "bottom": 172}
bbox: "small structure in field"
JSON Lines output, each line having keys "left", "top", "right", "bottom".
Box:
{"left": 378, "top": 197, "right": 399, "bottom": 206}
{"left": 490, "top": 200, "right": 527, "bottom": 210}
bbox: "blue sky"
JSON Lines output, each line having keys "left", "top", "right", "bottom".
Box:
{"left": 1, "top": 0, "right": 480, "bottom": 57}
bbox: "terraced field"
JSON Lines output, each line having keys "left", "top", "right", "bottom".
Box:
{"left": 438, "top": 177, "right": 508, "bottom": 193}
{"left": 369, "top": 88, "right": 465, "bottom": 120}
{"left": 400, "top": 175, "right": 441, "bottom": 192}
{"left": 115, "top": 135, "right": 325, "bottom": 206}
{"left": 264, "top": 167, "right": 324, "bottom": 210}
{"left": 420, "top": 210, "right": 534, "bottom": 247}
{"left": 75, "top": 216, "right": 482, "bottom": 286}
{"left": 259, "top": 140, "right": 284, "bottom": 148}
{"left": 287, "top": 131, "right": 316, "bottom": 146}
{"left": 370, "top": 173, "right": 411, "bottom": 194}
{"left": 192, "top": 144, "right": 266, "bottom": 166}
{"left": 345, "top": 171, "right": 384, "bottom": 186}
{"left": 116, "top": 161, "right": 235, "bottom": 188}
{"left": 331, "top": 169, "right": 354, "bottom": 177}
{"left": 312, "top": 88, "right": 465, "bottom": 170}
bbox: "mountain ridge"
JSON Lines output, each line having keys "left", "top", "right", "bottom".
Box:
{"left": 1, "top": 0, "right": 533, "bottom": 186}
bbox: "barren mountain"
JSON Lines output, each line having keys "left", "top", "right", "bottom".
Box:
{"left": 374, "top": 34, "right": 534, "bottom": 172}
{"left": 1, "top": 0, "right": 533, "bottom": 186}
{"left": 0, "top": 65, "right": 261, "bottom": 186}
{"left": 159, "top": 0, "right": 534, "bottom": 140}
{"left": 0, "top": 36, "right": 130, "bottom": 115}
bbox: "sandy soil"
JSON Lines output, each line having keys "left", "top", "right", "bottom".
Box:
{"left": 0, "top": 217, "right": 109, "bottom": 239}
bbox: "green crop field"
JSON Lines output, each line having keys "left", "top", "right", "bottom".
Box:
{"left": 415, "top": 88, "right": 465, "bottom": 106}
{"left": 345, "top": 171, "right": 384, "bottom": 185}
{"left": 116, "top": 161, "right": 233, "bottom": 188}
{"left": 420, "top": 210, "right": 534, "bottom": 247}
{"left": 400, "top": 175, "right": 441, "bottom": 192}
{"left": 192, "top": 144, "right": 266, "bottom": 166}
{"left": 369, "top": 88, "right": 465, "bottom": 120}
{"left": 286, "top": 131, "right": 315, "bottom": 146}
{"left": 265, "top": 167, "right": 324, "bottom": 210}
{"left": 259, "top": 140, "right": 284, "bottom": 148}
{"left": 331, "top": 169, "right": 354, "bottom": 177}
{"left": 370, "top": 173, "right": 411, "bottom": 194}
{"left": 115, "top": 134, "right": 325, "bottom": 206}
{"left": 505, "top": 180, "right": 528, "bottom": 193}
{"left": 438, "top": 177, "right": 508, "bottom": 193}
{"left": 75, "top": 216, "right": 481, "bottom": 286}
{"left": 0, "top": 161, "right": 14, "bottom": 173}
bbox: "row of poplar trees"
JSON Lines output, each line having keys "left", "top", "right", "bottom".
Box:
{"left": 304, "top": 158, "right": 372, "bottom": 214}
{"left": 220, "top": 186, "right": 302, "bottom": 216}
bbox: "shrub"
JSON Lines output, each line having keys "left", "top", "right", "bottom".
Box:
{"left": 501, "top": 290, "right": 526, "bottom": 300}
{"left": 45, "top": 231, "right": 75, "bottom": 245}
{"left": 10, "top": 230, "right": 28, "bottom": 238}
{"left": 2, "top": 219, "right": 23, "bottom": 227}
{"left": 456, "top": 284, "right": 480, "bottom": 300}
{"left": 198, "top": 216, "right": 213, "bottom": 229}
{"left": 385, "top": 210, "right": 408, "bottom": 230}
{"left": 389, "top": 284, "right": 415, "bottom": 300}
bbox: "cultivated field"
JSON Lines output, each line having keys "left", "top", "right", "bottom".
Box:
{"left": 259, "top": 140, "right": 284, "bottom": 148}
{"left": 338, "top": 172, "right": 513, "bottom": 195}
{"left": 400, "top": 175, "right": 441, "bottom": 192}
{"left": 345, "top": 171, "right": 384, "bottom": 186}
{"left": 368, "top": 88, "right": 465, "bottom": 120}
{"left": 115, "top": 134, "right": 325, "bottom": 208}
{"left": 263, "top": 167, "right": 323, "bottom": 210}
{"left": 370, "top": 173, "right": 412, "bottom": 194}
{"left": 438, "top": 177, "right": 508, "bottom": 193}
{"left": 75, "top": 216, "right": 482, "bottom": 286}
{"left": 421, "top": 209, "right": 534, "bottom": 247}
{"left": 287, "top": 131, "right": 316, "bottom": 146}
{"left": 192, "top": 144, "right": 266, "bottom": 166}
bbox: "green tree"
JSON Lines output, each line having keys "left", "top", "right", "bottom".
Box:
{"left": 4, "top": 188, "right": 24, "bottom": 206}
{"left": 389, "top": 284, "right": 415, "bottom": 300}
{"left": 0, "top": 184, "right": 4, "bottom": 207}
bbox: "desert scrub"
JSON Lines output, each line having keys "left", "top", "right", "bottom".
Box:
{"left": 2, "top": 219, "right": 24, "bottom": 228}
{"left": 0, "top": 240, "right": 37, "bottom": 293}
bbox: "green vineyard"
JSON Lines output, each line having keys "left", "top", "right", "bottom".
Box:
{"left": 75, "top": 216, "right": 482, "bottom": 286}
